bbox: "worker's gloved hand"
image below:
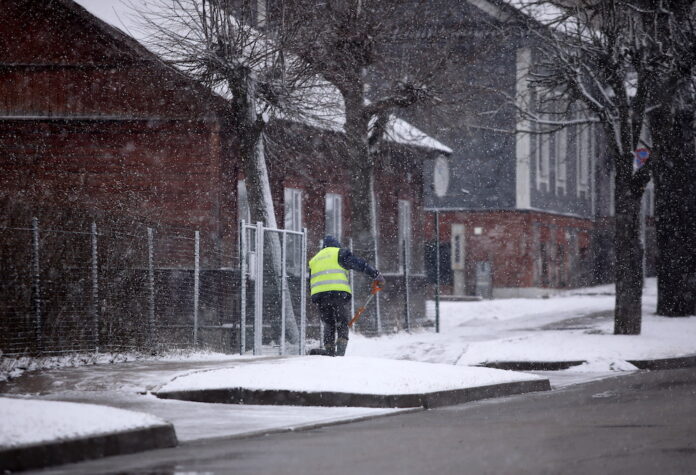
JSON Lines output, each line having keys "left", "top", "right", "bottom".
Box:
{"left": 374, "top": 273, "right": 386, "bottom": 288}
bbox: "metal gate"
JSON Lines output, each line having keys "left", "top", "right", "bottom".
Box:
{"left": 240, "top": 221, "right": 307, "bottom": 355}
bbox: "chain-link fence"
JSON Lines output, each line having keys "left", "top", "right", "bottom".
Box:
{"left": 0, "top": 217, "right": 240, "bottom": 358}
{"left": 1, "top": 210, "right": 440, "bottom": 360}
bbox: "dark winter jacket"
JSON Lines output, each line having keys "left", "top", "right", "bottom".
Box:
{"left": 311, "top": 236, "right": 380, "bottom": 303}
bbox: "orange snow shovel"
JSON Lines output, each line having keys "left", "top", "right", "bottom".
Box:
{"left": 348, "top": 280, "right": 384, "bottom": 327}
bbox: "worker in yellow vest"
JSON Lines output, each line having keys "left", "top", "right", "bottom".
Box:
{"left": 309, "top": 236, "right": 385, "bottom": 356}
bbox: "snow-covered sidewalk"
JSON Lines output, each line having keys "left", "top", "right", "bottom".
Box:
{"left": 2, "top": 278, "right": 695, "bottom": 471}
{"left": 158, "top": 356, "right": 543, "bottom": 396}
{"left": 350, "top": 278, "right": 696, "bottom": 379}
{"left": 0, "top": 397, "right": 176, "bottom": 472}
{"left": 0, "top": 398, "right": 168, "bottom": 449}
{"left": 154, "top": 356, "right": 548, "bottom": 409}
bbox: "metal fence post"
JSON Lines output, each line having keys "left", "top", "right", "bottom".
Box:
{"left": 435, "top": 211, "right": 441, "bottom": 333}
{"left": 193, "top": 230, "right": 200, "bottom": 348}
{"left": 373, "top": 239, "right": 382, "bottom": 335}
{"left": 240, "top": 221, "right": 247, "bottom": 355}
{"left": 253, "top": 221, "right": 264, "bottom": 355}
{"left": 91, "top": 222, "right": 99, "bottom": 352}
{"left": 280, "top": 230, "right": 287, "bottom": 355}
{"left": 147, "top": 227, "right": 156, "bottom": 352}
{"left": 403, "top": 239, "right": 411, "bottom": 332}
{"left": 300, "top": 227, "right": 307, "bottom": 355}
{"left": 31, "top": 217, "right": 42, "bottom": 354}
{"left": 348, "top": 238, "right": 355, "bottom": 333}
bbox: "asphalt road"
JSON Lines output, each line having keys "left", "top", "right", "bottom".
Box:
{"left": 37, "top": 367, "right": 696, "bottom": 475}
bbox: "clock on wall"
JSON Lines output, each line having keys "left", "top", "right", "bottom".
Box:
{"left": 433, "top": 154, "right": 449, "bottom": 198}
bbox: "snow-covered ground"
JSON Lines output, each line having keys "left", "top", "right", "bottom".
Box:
{"left": 349, "top": 293, "right": 616, "bottom": 364}
{"left": 2, "top": 278, "right": 695, "bottom": 449}
{"left": 158, "top": 356, "right": 542, "bottom": 395}
{"left": 0, "top": 397, "right": 167, "bottom": 449}
{"left": 350, "top": 278, "right": 696, "bottom": 369}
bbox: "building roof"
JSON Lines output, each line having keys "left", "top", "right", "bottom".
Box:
{"left": 72, "top": 0, "right": 452, "bottom": 154}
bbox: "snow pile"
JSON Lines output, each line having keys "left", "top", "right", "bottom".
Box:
{"left": 0, "top": 397, "right": 167, "bottom": 449}
{"left": 565, "top": 359, "right": 638, "bottom": 373}
{"left": 158, "top": 356, "right": 542, "bottom": 396}
{"left": 456, "top": 314, "right": 696, "bottom": 366}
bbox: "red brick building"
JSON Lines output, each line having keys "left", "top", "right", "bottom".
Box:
{"left": 0, "top": 0, "right": 237, "bottom": 243}
{"left": 0, "top": 0, "right": 450, "bottom": 341}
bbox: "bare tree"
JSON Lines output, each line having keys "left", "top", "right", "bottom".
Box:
{"left": 279, "top": 0, "right": 447, "bottom": 307}
{"left": 511, "top": 0, "right": 671, "bottom": 334}
{"left": 132, "top": 0, "right": 329, "bottom": 346}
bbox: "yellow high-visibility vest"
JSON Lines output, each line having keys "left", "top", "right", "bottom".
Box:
{"left": 309, "top": 247, "right": 351, "bottom": 296}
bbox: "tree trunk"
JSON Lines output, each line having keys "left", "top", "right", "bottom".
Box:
{"left": 613, "top": 152, "right": 644, "bottom": 335}
{"left": 232, "top": 73, "right": 300, "bottom": 346}
{"left": 343, "top": 86, "right": 380, "bottom": 333}
{"left": 652, "top": 108, "right": 696, "bottom": 316}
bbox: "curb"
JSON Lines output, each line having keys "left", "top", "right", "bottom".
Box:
{"left": 480, "top": 361, "right": 585, "bottom": 371}
{"left": 480, "top": 355, "right": 696, "bottom": 372}
{"left": 627, "top": 355, "right": 696, "bottom": 370}
{"left": 155, "top": 378, "right": 551, "bottom": 409}
{"left": 0, "top": 423, "right": 177, "bottom": 472}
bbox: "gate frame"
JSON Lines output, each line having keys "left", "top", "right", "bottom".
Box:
{"left": 239, "top": 220, "right": 307, "bottom": 356}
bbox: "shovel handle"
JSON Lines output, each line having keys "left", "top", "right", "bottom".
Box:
{"left": 348, "top": 307, "right": 366, "bottom": 327}
{"left": 348, "top": 281, "right": 383, "bottom": 327}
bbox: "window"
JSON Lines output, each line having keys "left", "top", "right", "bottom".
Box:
{"left": 324, "top": 193, "right": 342, "bottom": 242}
{"left": 555, "top": 127, "right": 567, "bottom": 195}
{"left": 284, "top": 187, "right": 303, "bottom": 275}
{"left": 534, "top": 92, "right": 552, "bottom": 192}
{"left": 608, "top": 169, "right": 615, "bottom": 216}
{"left": 536, "top": 127, "right": 551, "bottom": 191}
{"left": 237, "top": 180, "right": 251, "bottom": 224}
{"left": 398, "top": 200, "right": 412, "bottom": 272}
{"left": 451, "top": 223, "right": 465, "bottom": 271}
{"left": 644, "top": 183, "right": 654, "bottom": 217}
{"left": 577, "top": 122, "right": 592, "bottom": 197}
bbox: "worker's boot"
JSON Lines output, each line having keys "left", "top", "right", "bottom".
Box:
{"left": 335, "top": 338, "right": 348, "bottom": 357}
{"left": 309, "top": 343, "right": 335, "bottom": 356}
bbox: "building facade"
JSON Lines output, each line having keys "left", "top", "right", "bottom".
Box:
{"left": 0, "top": 0, "right": 448, "bottom": 355}
{"left": 386, "top": 0, "right": 652, "bottom": 297}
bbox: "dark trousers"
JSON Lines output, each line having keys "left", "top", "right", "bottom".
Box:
{"left": 315, "top": 292, "right": 350, "bottom": 350}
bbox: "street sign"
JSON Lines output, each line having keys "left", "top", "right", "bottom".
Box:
{"left": 634, "top": 148, "right": 650, "bottom": 168}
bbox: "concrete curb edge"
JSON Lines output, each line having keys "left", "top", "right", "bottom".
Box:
{"left": 155, "top": 378, "right": 552, "bottom": 409}
{"left": 0, "top": 422, "right": 177, "bottom": 472}
{"left": 480, "top": 354, "right": 696, "bottom": 372}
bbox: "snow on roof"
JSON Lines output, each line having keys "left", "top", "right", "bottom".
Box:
{"left": 501, "top": 0, "right": 563, "bottom": 24}
{"left": 500, "top": 0, "right": 587, "bottom": 35}
{"left": 72, "top": 0, "right": 452, "bottom": 154}
{"left": 381, "top": 115, "right": 453, "bottom": 154}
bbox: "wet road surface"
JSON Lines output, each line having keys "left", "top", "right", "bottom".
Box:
{"left": 35, "top": 367, "right": 696, "bottom": 475}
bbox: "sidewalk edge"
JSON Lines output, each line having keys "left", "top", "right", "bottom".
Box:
{"left": 480, "top": 354, "right": 696, "bottom": 372}
{"left": 0, "top": 422, "right": 177, "bottom": 472}
{"left": 155, "top": 378, "right": 551, "bottom": 409}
